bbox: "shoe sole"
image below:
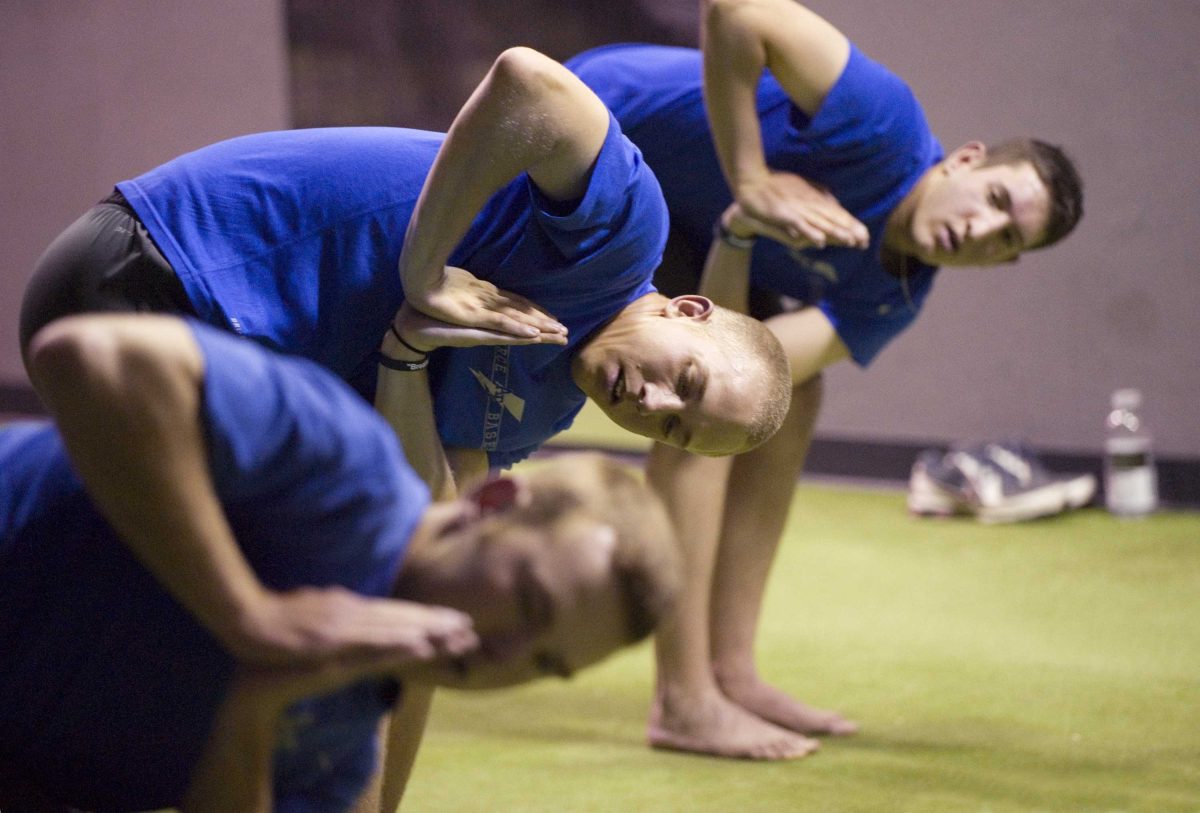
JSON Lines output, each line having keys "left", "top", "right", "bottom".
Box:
{"left": 909, "top": 464, "right": 1069, "bottom": 523}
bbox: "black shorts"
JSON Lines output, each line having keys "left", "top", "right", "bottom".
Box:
{"left": 656, "top": 226, "right": 798, "bottom": 323}
{"left": 19, "top": 190, "right": 196, "bottom": 353}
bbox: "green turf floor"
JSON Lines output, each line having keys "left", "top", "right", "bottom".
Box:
{"left": 406, "top": 481, "right": 1200, "bottom": 813}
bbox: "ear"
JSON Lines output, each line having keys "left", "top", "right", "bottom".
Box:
{"left": 468, "top": 475, "right": 531, "bottom": 515}
{"left": 664, "top": 294, "right": 715, "bottom": 321}
{"left": 943, "top": 141, "right": 988, "bottom": 174}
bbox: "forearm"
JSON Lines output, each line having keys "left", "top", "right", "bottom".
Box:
{"left": 701, "top": 0, "right": 773, "bottom": 192}
{"left": 399, "top": 47, "right": 607, "bottom": 299}
{"left": 700, "top": 219, "right": 755, "bottom": 314}
{"left": 374, "top": 335, "right": 455, "bottom": 502}
{"left": 181, "top": 679, "right": 284, "bottom": 813}
{"left": 26, "top": 315, "right": 266, "bottom": 651}
{"left": 701, "top": 0, "right": 849, "bottom": 193}
{"left": 379, "top": 683, "right": 435, "bottom": 812}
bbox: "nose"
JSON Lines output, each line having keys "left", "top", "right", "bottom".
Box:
{"left": 636, "top": 381, "right": 683, "bottom": 416}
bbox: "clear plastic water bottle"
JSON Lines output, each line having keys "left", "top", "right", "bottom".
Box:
{"left": 1104, "top": 388, "right": 1158, "bottom": 517}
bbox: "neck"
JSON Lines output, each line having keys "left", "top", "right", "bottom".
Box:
{"left": 882, "top": 169, "right": 932, "bottom": 256}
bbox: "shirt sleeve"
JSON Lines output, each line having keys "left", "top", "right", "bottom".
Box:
{"left": 187, "top": 321, "right": 425, "bottom": 597}
{"left": 526, "top": 112, "right": 665, "bottom": 301}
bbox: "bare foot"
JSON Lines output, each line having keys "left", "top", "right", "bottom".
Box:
{"left": 716, "top": 673, "right": 858, "bottom": 737}
{"left": 648, "top": 688, "right": 819, "bottom": 760}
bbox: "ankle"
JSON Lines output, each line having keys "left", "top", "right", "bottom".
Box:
{"left": 712, "top": 662, "right": 759, "bottom": 693}
{"left": 655, "top": 678, "right": 720, "bottom": 712}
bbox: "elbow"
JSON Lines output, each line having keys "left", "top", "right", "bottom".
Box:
{"left": 26, "top": 315, "right": 201, "bottom": 409}
{"left": 702, "top": 0, "right": 761, "bottom": 26}
{"left": 26, "top": 316, "right": 120, "bottom": 394}
{"left": 490, "top": 46, "right": 568, "bottom": 99}
{"left": 703, "top": 0, "right": 745, "bottom": 15}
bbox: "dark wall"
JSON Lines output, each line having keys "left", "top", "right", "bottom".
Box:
{"left": 287, "top": 0, "right": 696, "bottom": 130}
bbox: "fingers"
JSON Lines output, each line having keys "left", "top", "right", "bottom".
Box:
{"left": 418, "top": 267, "right": 568, "bottom": 340}
{"left": 234, "top": 603, "right": 478, "bottom": 703}
{"left": 738, "top": 173, "right": 870, "bottom": 251}
{"left": 403, "top": 308, "right": 569, "bottom": 349}
{"left": 481, "top": 299, "right": 568, "bottom": 341}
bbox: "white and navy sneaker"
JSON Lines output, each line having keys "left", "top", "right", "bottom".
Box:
{"left": 979, "top": 440, "right": 1097, "bottom": 511}
{"left": 908, "top": 443, "right": 1084, "bottom": 524}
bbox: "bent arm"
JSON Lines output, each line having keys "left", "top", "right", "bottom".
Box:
{"left": 398, "top": 47, "right": 608, "bottom": 333}
{"left": 27, "top": 314, "right": 467, "bottom": 666}
{"left": 26, "top": 315, "right": 270, "bottom": 656}
{"left": 701, "top": 0, "right": 866, "bottom": 248}
{"left": 701, "top": 0, "right": 848, "bottom": 191}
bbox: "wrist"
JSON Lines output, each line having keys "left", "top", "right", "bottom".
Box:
{"left": 379, "top": 322, "right": 432, "bottom": 372}
{"left": 223, "top": 586, "right": 281, "bottom": 660}
{"left": 390, "top": 321, "right": 435, "bottom": 355}
{"left": 714, "top": 218, "right": 757, "bottom": 250}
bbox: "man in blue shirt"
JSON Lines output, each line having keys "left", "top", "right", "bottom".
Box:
{"left": 16, "top": 49, "right": 789, "bottom": 767}
{"left": 20, "top": 47, "right": 790, "bottom": 477}
{"left": 2, "top": 313, "right": 680, "bottom": 812}
{"left": 569, "top": 0, "right": 1083, "bottom": 760}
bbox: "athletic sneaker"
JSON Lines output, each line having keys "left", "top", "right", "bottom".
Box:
{"left": 908, "top": 445, "right": 1071, "bottom": 524}
{"left": 979, "top": 440, "right": 1097, "bottom": 511}
{"left": 907, "top": 449, "right": 972, "bottom": 518}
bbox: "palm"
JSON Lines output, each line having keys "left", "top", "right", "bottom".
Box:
{"left": 411, "top": 266, "right": 566, "bottom": 341}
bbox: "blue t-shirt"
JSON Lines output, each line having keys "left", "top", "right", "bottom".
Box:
{"left": 569, "top": 43, "right": 943, "bottom": 366}
{"left": 0, "top": 323, "right": 427, "bottom": 812}
{"left": 118, "top": 116, "right": 665, "bottom": 468}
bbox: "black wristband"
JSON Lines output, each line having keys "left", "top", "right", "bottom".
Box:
{"left": 377, "top": 351, "right": 430, "bottom": 372}
{"left": 389, "top": 322, "right": 430, "bottom": 359}
{"left": 714, "top": 220, "right": 757, "bottom": 250}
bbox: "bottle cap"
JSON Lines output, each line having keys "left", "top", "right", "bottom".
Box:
{"left": 1111, "top": 388, "right": 1142, "bottom": 409}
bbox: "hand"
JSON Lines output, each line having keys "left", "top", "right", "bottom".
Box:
{"left": 227, "top": 586, "right": 477, "bottom": 668}
{"left": 227, "top": 601, "right": 477, "bottom": 712}
{"left": 404, "top": 265, "right": 567, "bottom": 342}
{"left": 390, "top": 301, "right": 568, "bottom": 353}
{"left": 735, "top": 171, "right": 869, "bottom": 250}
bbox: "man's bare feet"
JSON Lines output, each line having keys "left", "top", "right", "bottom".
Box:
{"left": 715, "top": 671, "right": 858, "bottom": 737}
{"left": 648, "top": 688, "right": 819, "bottom": 760}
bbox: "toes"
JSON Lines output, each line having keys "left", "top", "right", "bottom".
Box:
{"left": 824, "top": 716, "right": 859, "bottom": 736}
{"left": 750, "top": 734, "right": 818, "bottom": 761}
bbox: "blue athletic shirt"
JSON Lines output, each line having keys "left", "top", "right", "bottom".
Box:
{"left": 0, "top": 322, "right": 427, "bottom": 812}
{"left": 569, "top": 43, "right": 943, "bottom": 366}
{"left": 118, "top": 115, "right": 665, "bottom": 468}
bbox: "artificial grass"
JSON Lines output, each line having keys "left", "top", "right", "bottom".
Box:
{"left": 406, "top": 482, "right": 1200, "bottom": 812}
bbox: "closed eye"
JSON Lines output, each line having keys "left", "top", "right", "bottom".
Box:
{"left": 989, "top": 184, "right": 1011, "bottom": 211}
{"left": 516, "top": 562, "right": 555, "bottom": 632}
{"left": 676, "top": 363, "right": 691, "bottom": 400}
{"left": 662, "top": 414, "right": 681, "bottom": 443}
